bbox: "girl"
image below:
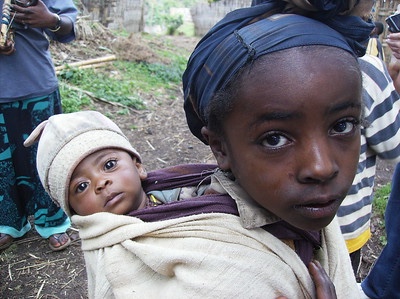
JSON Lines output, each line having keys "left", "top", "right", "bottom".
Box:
{"left": 29, "top": 1, "right": 372, "bottom": 298}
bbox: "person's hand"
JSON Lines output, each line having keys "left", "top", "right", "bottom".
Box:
{"left": 386, "top": 33, "right": 400, "bottom": 92}
{"left": 386, "top": 32, "right": 400, "bottom": 59}
{"left": 0, "top": 39, "right": 15, "bottom": 55}
{"left": 274, "top": 260, "right": 336, "bottom": 299}
{"left": 308, "top": 260, "right": 337, "bottom": 299}
{"left": 10, "top": 0, "right": 56, "bottom": 29}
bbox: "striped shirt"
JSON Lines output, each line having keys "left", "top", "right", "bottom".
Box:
{"left": 337, "top": 54, "right": 400, "bottom": 253}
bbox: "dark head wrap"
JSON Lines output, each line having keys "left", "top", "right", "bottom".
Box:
{"left": 183, "top": 1, "right": 373, "bottom": 144}
{"left": 252, "top": 0, "right": 360, "bottom": 17}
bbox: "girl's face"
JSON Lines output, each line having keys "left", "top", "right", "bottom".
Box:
{"left": 68, "top": 149, "right": 148, "bottom": 216}
{"left": 204, "top": 49, "right": 362, "bottom": 231}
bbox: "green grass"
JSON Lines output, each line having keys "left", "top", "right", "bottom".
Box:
{"left": 59, "top": 66, "right": 146, "bottom": 110}
{"left": 372, "top": 183, "right": 391, "bottom": 219}
{"left": 59, "top": 82, "right": 92, "bottom": 113}
{"left": 372, "top": 182, "right": 391, "bottom": 245}
{"left": 58, "top": 34, "right": 189, "bottom": 113}
{"left": 176, "top": 22, "right": 195, "bottom": 37}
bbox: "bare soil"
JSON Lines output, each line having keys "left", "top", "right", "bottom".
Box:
{"left": 0, "top": 24, "right": 395, "bottom": 298}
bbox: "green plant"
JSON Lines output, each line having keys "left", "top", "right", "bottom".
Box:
{"left": 146, "top": 0, "right": 202, "bottom": 30}
{"left": 165, "top": 14, "right": 183, "bottom": 35}
{"left": 57, "top": 59, "right": 186, "bottom": 113}
{"left": 372, "top": 182, "right": 391, "bottom": 246}
{"left": 58, "top": 66, "right": 146, "bottom": 111}
{"left": 176, "top": 21, "right": 195, "bottom": 36}
{"left": 56, "top": 32, "right": 192, "bottom": 113}
{"left": 59, "top": 82, "right": 91, "bottom": 113}
{"left": 379, "top": 235, "right": 388, "bottom": 246}
{"left": 372, "top": 183, "right": 391, "bottom": 219}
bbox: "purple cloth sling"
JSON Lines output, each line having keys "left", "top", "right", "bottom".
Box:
{"left": 128, "top": 163, "right": 321, "bottom": 265}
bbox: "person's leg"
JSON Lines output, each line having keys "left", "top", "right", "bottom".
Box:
{"left": 4, "top": 92, "right": 70, "bottom": 250}
{"left": 25, "top": 92, "right": 71, "bottom": 247}
{"left": 349, "top": 248, "right": 362, "bottom": 277}
{"left": 361, "top": 163, "right": 400, "bottom": 299}
{"left": 0, "top": 101, "right": 32, "bottom": 250}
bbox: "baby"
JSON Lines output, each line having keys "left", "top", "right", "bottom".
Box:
{"left": 23, "top": 110, "right": 202, "bottom": 218}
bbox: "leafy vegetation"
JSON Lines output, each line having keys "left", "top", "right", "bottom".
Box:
{"left": 372, "top": 182, "right": 391, "bottom": 245}
{"left": 59, "top": 82, "right": 91, "bottom": 113}
{"left": 373, "top": 183, "right": 391, "bottom": 219}
{"left": 58, "top": 34, "right": 189, "bottom": 113}
{"left": 146, "top": 0, "right": 203, "bottom": 35}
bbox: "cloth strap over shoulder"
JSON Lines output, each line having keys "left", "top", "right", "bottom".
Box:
{"left": 132, "top": 164, "right": 239, "bottom": 220}
{"left": 131, "top": 163, "right": 320, "bottom": 265}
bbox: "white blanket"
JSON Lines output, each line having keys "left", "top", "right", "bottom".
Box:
{"left": 73, "top": 211, "right": 359, "bottom": 299}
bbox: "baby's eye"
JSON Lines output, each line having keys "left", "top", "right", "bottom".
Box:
{"left": 104, "top": 159, "right": 117, "bottom": 170}
{"left": 331, "top": 119, "right": 359, "bottom": 135}
{"left": 261, "top": 133, "right": 290, "bottom": 148}
{"left": 76, "top": 182, "right": 88, "bottom": 193}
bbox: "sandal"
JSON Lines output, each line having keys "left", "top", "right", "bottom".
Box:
{"left": 0, "top": 233, "right": 14, "bottom": 251}
{"left": 48, "top": 233, "right": 71, "bottom": 251}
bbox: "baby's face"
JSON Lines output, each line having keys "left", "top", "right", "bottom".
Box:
{"left": 68, "top": 149, "right": 147, "bottom": 216}
{"left": 208, "top": 48, "right": 362, "bottom": 231}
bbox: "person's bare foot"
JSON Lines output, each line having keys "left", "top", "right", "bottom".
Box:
{"left": 0, "top": 233, "right": 14, "bottom": 251}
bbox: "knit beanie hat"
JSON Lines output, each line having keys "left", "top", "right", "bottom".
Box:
{"left": 24, "top": 110, "right": 141, "bottom": 217}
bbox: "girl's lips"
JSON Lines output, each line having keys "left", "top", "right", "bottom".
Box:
{"left": 294, "top": 198, "right": 341, "bottom": 219}
{"left": 104, "top": 192, "right": 123, "bottom": 207}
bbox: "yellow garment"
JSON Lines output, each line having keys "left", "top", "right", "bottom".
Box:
{"left": 366, "top": 38, "right": 385, "bottom": 61}
{"left": 345, "top": 227, "right": 372, "bottom": 253}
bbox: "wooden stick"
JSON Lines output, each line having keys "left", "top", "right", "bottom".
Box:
{"left": 8, "top": 264, "right": 12, "bottom": 281}
{"left": 146, "top": 139, "right": 155, "bottom": 150}
{"left": 35, "top": 280, "right": 45, "bottom": 299}
{"left": 56, "top": 62, "right": 112, "bottom": 74}
{"left": 15, "top": 258, "right": 66, "bottom": 271}
{"left": 55, "top": 55, "right": 117, "bottom": 72}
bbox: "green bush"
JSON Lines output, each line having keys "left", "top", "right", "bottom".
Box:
{"left": 56, "top": 33, "right": 191, "bottom": 113}
{"left": 372, "top": 182, "right": 391, "bottom": 245}
{"left": 373, "top": 183, "right": 391, "bottom": 219}
{"left": 165, "top": 15, "right": 183, "bottom": 35}
{"left": 59, "top": 82, "right": 91, "bottom": 113}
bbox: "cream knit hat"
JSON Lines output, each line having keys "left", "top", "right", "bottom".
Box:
{"left": 24, "top": 110, "right": 141, "bottom": 217}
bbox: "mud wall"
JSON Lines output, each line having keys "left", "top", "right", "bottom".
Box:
{"left": 81, "top": 0, "right": 144, "bottom": 33}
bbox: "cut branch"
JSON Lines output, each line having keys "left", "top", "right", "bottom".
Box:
{"left": 55, "top": 55, "right": 117, "bottom": 73}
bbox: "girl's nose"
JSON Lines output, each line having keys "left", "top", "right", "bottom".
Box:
{"left": 297, "top": 139, "right": 339, "bottom": 184}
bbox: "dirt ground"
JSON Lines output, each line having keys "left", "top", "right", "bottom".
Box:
{"left": 0, "top": 22, "right": 396, "bottom": 298}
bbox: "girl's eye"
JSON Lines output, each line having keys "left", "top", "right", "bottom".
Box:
{"left": 76, "top": 182, "right": 88, "bottom": 193}
{"left": 261, "top": 133, "right": 290, "bottom": 148}
{"left": 331, "top": 119, "right": 359, "bottom": 135}
{"left": 104, "top": 159, "right": 117, "bottom": 170}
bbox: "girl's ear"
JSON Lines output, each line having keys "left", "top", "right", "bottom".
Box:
{"left": 135, "top": 160, "right": 148, "bottom": 180}
{"left": 201, "top": 126, "right": 231, "bottom": 171}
